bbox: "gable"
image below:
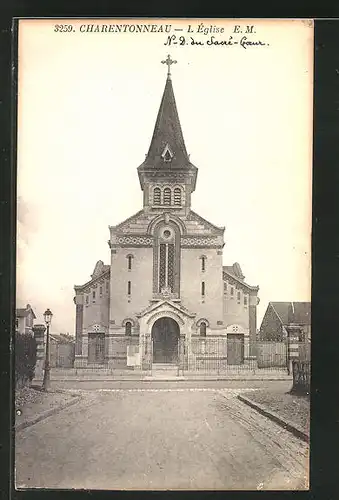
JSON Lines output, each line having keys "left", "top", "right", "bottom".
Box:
{"left": 270, "top": 302, "right": 311, "bottom": 326}
{"left": 137, "top": 299, "right": 196, "bottom": 321}
{"left": 91, "top": 260, "right": 105, "bottom": 278}
{"left": 110, "top": 210, "right": 151, "bottom": 235}
{"left": 185, "top": 210, "right": 224, "bottom": 235}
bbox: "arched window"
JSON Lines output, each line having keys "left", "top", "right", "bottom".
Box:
{"left": 244, "top": 295, "right": 248, "bottom": 306}
{"left": 163, "top": 188, "right": 171, "bottom": 205}
{"left": 127, "top": 281, "right": 131, "bottom": 295}
{"left": 237, "top": 291, "right": 241, "bottom": 303}
{"left": 127, "top": 254, "right": 133, "bottom": 270}
{"left": 125, "top": 321, "right": 132, "bottom": 336}
{"left": 174, "top": 188, "right": 182, "bottom": 205}
{"left": 201, "top": 255, "right": 206, "bottom": 272}
{"left": 153, "top": 187, "right": 161, "bottom": 205}
{"left": 201, "top": 281, "right": 205, "bottom": 297}
{"left": 200, "top": 322, "right": 207, "bottom": 336}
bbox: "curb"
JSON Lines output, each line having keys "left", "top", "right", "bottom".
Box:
{"left": 36, "top": 377, "right": 292, "bottom": 383}
{"left": 15, "top": 395, "right": 82, "bottom": 431}
{"left": 237, "top": 394, "right": 309, "bottom": 443}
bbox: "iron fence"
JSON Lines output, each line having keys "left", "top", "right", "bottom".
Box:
{"left": 292, "top": 360, "right": 310, "bottom": 394}
{"left": 45, "top": 337, "right": 310, "bottom": 378}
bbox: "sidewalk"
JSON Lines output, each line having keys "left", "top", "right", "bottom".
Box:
{"left": 34, "top": 369, "right": 292, "bottom": 383}
{"left": 238, "top": 387, "right": 310, "bottom": 442}
{"left": 15, "top": 386, "right": 81, "bottom": 431}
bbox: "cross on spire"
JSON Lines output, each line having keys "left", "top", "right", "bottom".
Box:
{"left": 161, "top": 54, "right": 177, "bottom": 77}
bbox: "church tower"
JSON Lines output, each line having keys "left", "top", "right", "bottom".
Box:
{"left": 137, "top": 55, "right": 197, "bottom": 217}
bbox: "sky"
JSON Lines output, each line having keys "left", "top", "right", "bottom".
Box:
{"left": 17, "top": 19, "right": 313, "bottom": 334}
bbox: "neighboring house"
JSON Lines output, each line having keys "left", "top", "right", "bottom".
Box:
{"left": 259, "top": 302, "right": 311, "bottom": 342}
{"left": 50, "top": 334, "right": 75, "bottom": 368}
{"left": 16, "top": 304, "right": 36, "bottom": 335}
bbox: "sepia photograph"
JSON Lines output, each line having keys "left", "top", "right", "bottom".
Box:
{"left": 15, "top": 18, "right": 312, "bottom": 490}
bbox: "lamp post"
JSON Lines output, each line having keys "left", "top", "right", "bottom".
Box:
{"left": 42, "top": 308, "right": 53, "bottom": 391}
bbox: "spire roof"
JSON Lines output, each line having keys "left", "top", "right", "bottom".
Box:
{"left": 137, "top": 58, "right": 198, "bottom": 193}
{"left": 142, "top": 74, "right": 191, "bottom": 169}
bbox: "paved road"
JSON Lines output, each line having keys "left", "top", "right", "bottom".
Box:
{"left": 15, "top": 388, "right": 308, "bottom": 490}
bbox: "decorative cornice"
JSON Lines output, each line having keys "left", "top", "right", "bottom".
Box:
{"left": 110, "top": 235, "right": 153, "bottom": 247}
{"left": 74, "top": 269, "right": 110, "bottom": 292}
{"left": 181, "top": 236, "right": 223, "bottom": 248}
{"left": 223, "top": 271, "right": 259, "bottom": 293}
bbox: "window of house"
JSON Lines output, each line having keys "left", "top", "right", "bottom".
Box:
{"left": 153, "top": 187, "right": 161, "bottom": 205}
{"left": 127, "top": 281, "right": 131, "bottom": 295}
{"left": 223, "top": 282, "right": 227, "bottom": 292}
{"left": 200, "top": 322, "right": 207, "bottom": 336}
{"left": 174, "top": 187, "right": 182, "bottom": 205}
{"left": 163, "top": 188, "right": 171, "bottom": 205}
{"left": 92, "top": 290, "right": 96, "bottom": 302}
{"left": 15, "top": 318, "right": 19, "bottom": 328}
{"left": 230, "top": 287, "right": 234, "bottom": 296}
{"left": 201, "top": 256, "right": 206, "bottom": 272}
{"left": 237, "top": 291, "right": 241, "bottom": 303}
{"left": 100, "top": 286, "right": 103, "bottom": 296}
{"left": 86, "top": 295, "right": 89, "bottom": 305}
{"left": 201, "top": 281, "right": 205, "bottom": 297}
{"left": 106, "top": 281, "right": 109, "bottom": 293}
{"left": 125, "top": 321, "right": 132, "bottom": 336}
{"left": 244, "top": 295, "right": 248, "bottom": 306}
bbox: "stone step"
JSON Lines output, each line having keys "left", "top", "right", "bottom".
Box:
{"left": 152, "top": 363, "right": 178, "bottom": 371}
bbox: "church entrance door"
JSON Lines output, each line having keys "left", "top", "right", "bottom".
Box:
{"left": 151, "top": 317, "right": 180, "bottom": 364}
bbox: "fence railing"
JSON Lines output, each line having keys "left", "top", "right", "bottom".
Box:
{"left": 44, "top": 339, "right": 311, "bottom": 378}
{"left": 292, "top": 360, "right": 310, "bottom": 394}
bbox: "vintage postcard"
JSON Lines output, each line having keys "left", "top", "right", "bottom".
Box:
{"left": 15, "top": 18, "right": 312, "bottom": 490}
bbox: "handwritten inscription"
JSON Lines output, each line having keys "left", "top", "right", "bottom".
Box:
{"left": 165, "top": 35, "right": 267, "bottom": 48}
{"left": 52, "top": 23, "right": 269, "bottom": 49}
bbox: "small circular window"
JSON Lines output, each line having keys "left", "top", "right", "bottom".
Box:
{"left": 163, "top": 230, "right": 171, "bottom": 238}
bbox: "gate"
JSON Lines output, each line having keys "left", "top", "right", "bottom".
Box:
{"left": 88, "top": 333, "right": 105, "bottom": 364}
{"left": 227, "top": 334, "right": 244, "bottom": 365}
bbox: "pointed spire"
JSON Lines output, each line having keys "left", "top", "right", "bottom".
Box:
{"left": 143, "top": 58, "right": 190, "bottom": 169}
{"left": 137, "top": 58, "right": 198, "bottom": 195}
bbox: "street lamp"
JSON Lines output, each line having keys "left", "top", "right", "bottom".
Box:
{"left": 42, "top": 308, "right": 53, "bottom": 391}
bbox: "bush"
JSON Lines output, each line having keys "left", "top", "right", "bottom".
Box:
{"left": 15, "top": 333, "right": 37, "bottom": 388}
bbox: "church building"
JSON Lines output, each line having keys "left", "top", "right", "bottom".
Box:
{"left": 74, "top": 56, "right": 259, "bottom": 370}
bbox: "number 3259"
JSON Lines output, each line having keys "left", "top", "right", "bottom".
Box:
{"left": 54, "top": 25, "right": 74, "bottom": 32}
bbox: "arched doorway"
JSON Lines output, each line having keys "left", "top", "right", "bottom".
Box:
{"left": 151, "top": 317, "right": 180, "bottom": 363}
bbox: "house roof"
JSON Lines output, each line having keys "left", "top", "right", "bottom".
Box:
{"left": 270, "top": 302, "right": 311, "bottom": 325}
{"left": 16, "top": 304, "right": 36, "bottom": 319}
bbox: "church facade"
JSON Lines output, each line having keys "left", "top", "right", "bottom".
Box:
{"left": 74, "top": 58, "right": 259, "bottom": 369}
